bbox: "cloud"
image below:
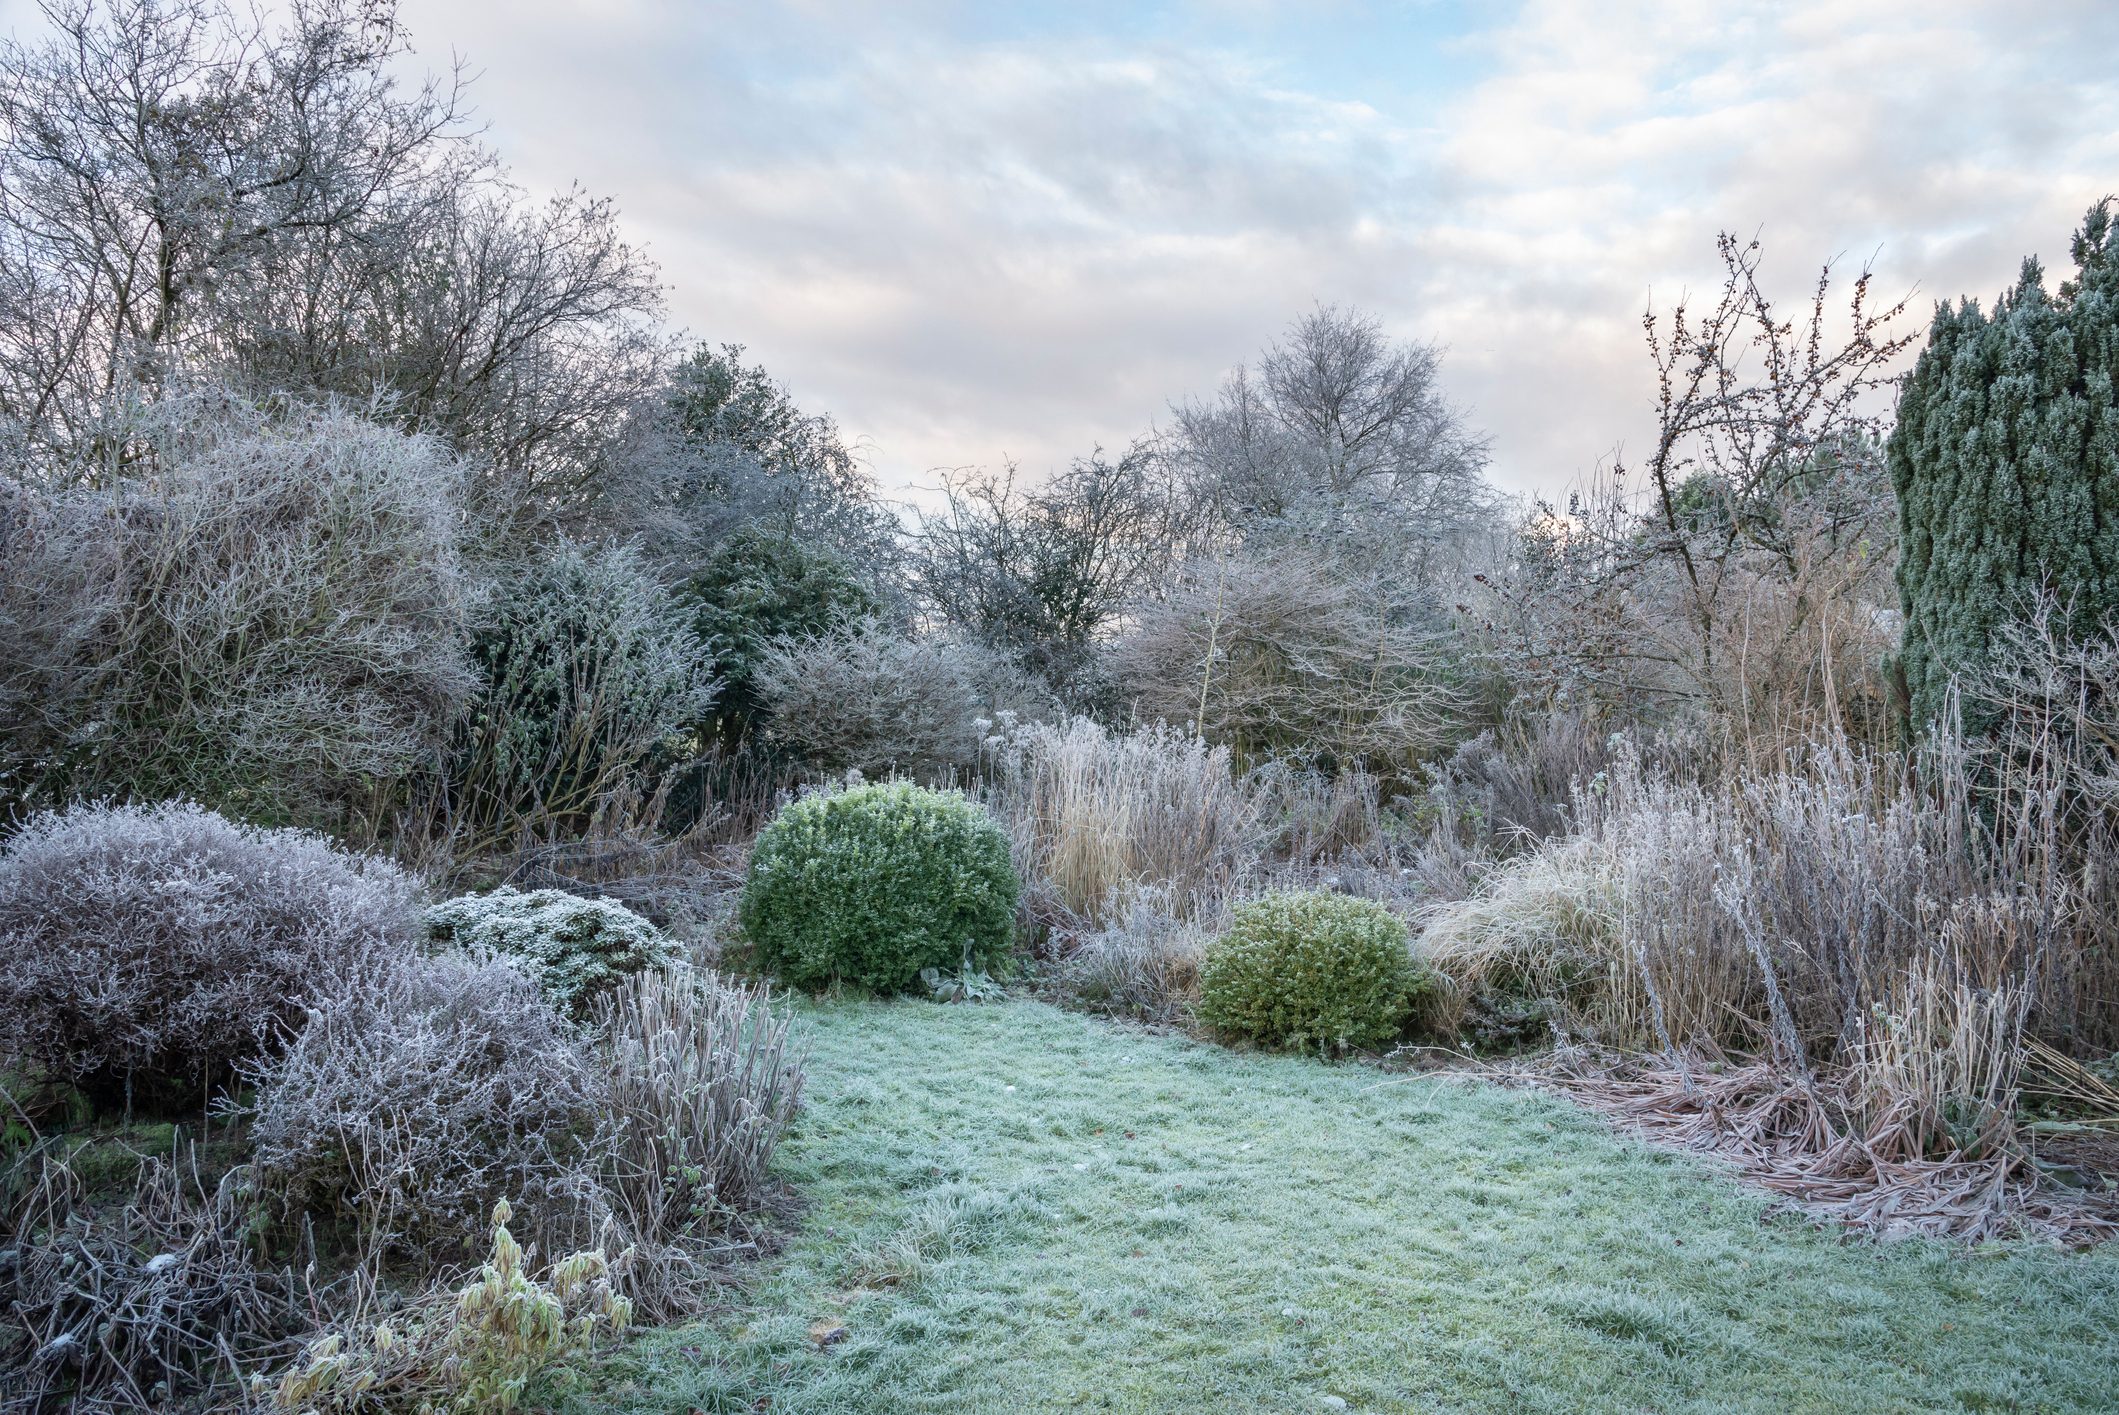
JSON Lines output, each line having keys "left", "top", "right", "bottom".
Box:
{"left": 368, "top": 1, "right": 2119, "bottom": 499}
{"left": 1415, "top": 0, "right": 2119, "bottom": 485}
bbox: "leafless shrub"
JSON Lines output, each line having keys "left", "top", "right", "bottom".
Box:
{"left": 594, "top": 967, "right": 803, "bottom": 1318}
{"left": 1253, "top": 764, "right": 1398, "bottom": 869}
{"left": 979, "top": 718, "right": 1266, "bottom": 933}
{"left": 0, "top": 394, "right": 473, "bottom": 825}
{"left": 244, "top": 953, "right": 606, "bottom": 1272}
{"left": 1045, "top": 885, "right": 1218, "bottom": 1025}
{"left": 754, "top": 623, "right": 1054, "bottom": 782}
{"left": 2, "top": 1136, "right": 317, "bottom": 1413}
{"left": 1110, "top": 552, "right": 1465, "bottom": 774}
{"left": 1967, "top": 594, "right": 2119, "bottom": 830}
{"left": 493, "top": 808, "right": 747, "bottom": 955}
{"left": 0, "top": 800, "right": 421, "bottom": 1104}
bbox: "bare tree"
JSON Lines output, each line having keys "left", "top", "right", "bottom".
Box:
{"left": 1167, "top": 305, "right": 1497, "bottom": 589}
{"left": 0, "top": 0, "right": 666, "bottom": 526}
{"left": 912, "top": 441, "right": 1197, "bottom": 686}
{"left": 1483, "top": 235, "right": 1914, "bottom": 751}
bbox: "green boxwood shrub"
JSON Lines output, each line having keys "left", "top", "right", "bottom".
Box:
{"left": 1197, "top": 891, "right": 1424, "bottom": 1054}
{"left": 740, "top": 782, "right": 1018, "bottom": 991}
{"left": 425, "top": 886, "right": 682, "bottom": 1018}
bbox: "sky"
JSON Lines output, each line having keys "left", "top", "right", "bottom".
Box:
{"left": 14, "top": 0, "right": 2119, "bottom": 503}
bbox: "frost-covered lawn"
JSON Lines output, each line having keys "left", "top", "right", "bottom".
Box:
{"left": 567, "top": 999, "right": 2119, "bottom": 1414}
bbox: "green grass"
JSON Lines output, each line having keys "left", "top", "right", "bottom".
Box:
{"left": 565, "top": 999, "right": 2119, "bottom": 1414}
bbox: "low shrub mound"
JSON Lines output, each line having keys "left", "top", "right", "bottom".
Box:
{"left": 0, "top": 800, "right": 420, "bottom": 1103}
{"left": 245, "top": 952, "right": 605, "bottom": 1265}
{"left": 1198, "top": 891, "right": 1424, "bottom": 1053}
{"left": 740, "top": 782, "right": 1019, "bottom": 991}
{"left": 426, "top": 886, "right": 683, "bottom": 1018}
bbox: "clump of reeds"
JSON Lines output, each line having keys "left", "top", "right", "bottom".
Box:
{"left": 597, "top": 965, "right": 805, "bottom": 1318}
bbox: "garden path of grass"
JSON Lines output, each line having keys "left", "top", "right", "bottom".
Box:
{"left": 568, "top": 999, "right": 2119, "bottom": 1414}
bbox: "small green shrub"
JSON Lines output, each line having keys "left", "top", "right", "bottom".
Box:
{"left": 740, "top": 782, "right": 1018, "bottom": 991}
{"left": 425, "top": 886, "right": 682, "bottom": 1018}
{"left": 1197, "top": 891, "right": 1424, "bottom": 1053}
{"left": 272, "top": 1200, "right": 631, "bottom": 1414}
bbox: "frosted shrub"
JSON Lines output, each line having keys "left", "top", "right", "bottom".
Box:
{"left": 741, "top": 782, "right": 1019, "bottom": 991}
{"left": 451, "top": 540, "right": 715, "bottom": 843}
{"left": 753, "top": 621, "right": 1052, "bottom": 781}
{"left": 1199, "top": 891, "right": 1426, "bottom": 1054}
{"left": 426, "top": 886, "right": 682, "bottom": 1018}
{"left": 6, "top": 1137, "right": 312, "bottom": 1412}
{"left": 0, "top": 395, "right": 474, "bottom": 824}
{"left": 246, "top": 954, "right": 604, "bottom": 1266}
{"left": 0, "top": 801, "right": 420, "bottom": 1102}
{"left": 1109, "top": 553, "right": 1463, "bottom": 774}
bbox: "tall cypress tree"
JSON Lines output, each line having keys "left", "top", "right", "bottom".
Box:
{"left": 1891, "top": 199, "right": 2119, "bottom": 730}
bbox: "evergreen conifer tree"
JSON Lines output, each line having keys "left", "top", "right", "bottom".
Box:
{"left": 1891, "top": 199, "right": 2119, "bottom": 729}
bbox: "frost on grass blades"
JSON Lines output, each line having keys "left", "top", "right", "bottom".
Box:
{"left": 1, "top": 3, "right": 2116, "bottom": 1408}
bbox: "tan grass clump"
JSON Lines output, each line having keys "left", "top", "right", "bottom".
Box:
{"left": 982, "top": 718, "right": 1266, "bottom": 928}
{"left": 1414, "top": 837, "right": 1620, "bottom": 1038}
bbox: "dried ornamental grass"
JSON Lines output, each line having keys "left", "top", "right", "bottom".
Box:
{"left": 596, "top": 966, "right": 804, "bottom": 1316}
{"left": 980, "top": 717, "right": 1266, "bottom": 928}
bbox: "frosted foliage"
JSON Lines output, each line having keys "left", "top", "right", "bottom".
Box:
{"left": 245, "top": 952, "right": 606, "bottom": 1264}
{"left": 0, "top": 396, "right": 473, "bottom": 821}
{"left": 426, "top": 886, "right": 683, "bottom": 1018}
{"left": 0, "top": 800, "right": 420, "bottom": 1095}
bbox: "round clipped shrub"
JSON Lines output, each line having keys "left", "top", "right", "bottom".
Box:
{"left": 0, "top": 800, "right": 420, "bottom": 1102}
{"left": 1197, "top": 891, "right": 1425, "bottom": 1053}
{"left": 740, "top": 781, "right": 1018, "bottom": 991}
{"left": 425, "top": 886, "right": 682, "bottom": 1018}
